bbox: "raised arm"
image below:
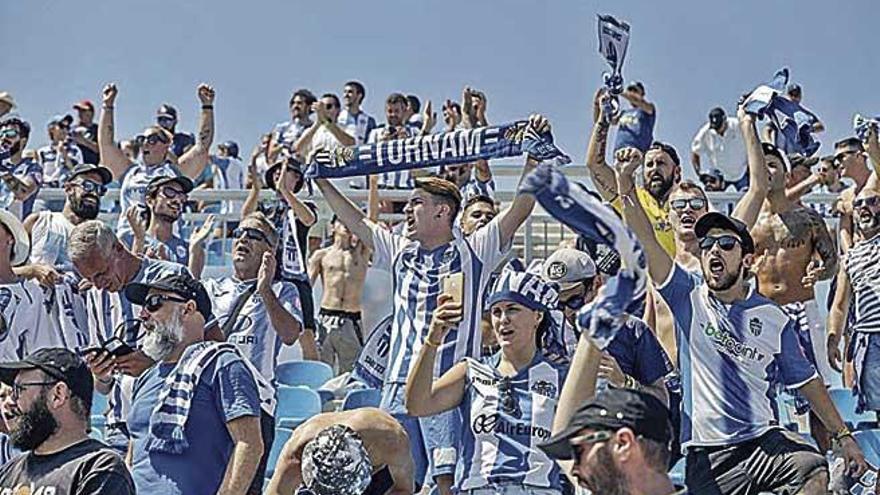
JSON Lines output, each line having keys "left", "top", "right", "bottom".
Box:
{"left": 497, "top": 155, "right": 537, "bottom": 248}
{"left": 277, "top": 167, "right": 316, "bottom": 227}
{"left": 315, "top": 178, "right": 375, "bottom": 251}
{"left": 96, "top": 83, "right": 133, "bottom": 180}
{"left": 258, "top": 253, "right": 301, "bottom": 345}
{"left": 178, "top": 84, "right": 215, "bottom": 180}
{"left": 586, "top": 90, "right": 619, "bottom": 201}
{"left": 616, "top": 147, "right": 674, "bottom": 283}
{"left": 241, "top": 158, "right": 261, "bottom": 218}
{"left": 731, "top": 109, "right": 768, "bottom": 229}
{"left": 217, "top": 415, "right": 264, "bottom": 495}
{"left": 621, "top": 88, "right": 655, "bottom": 114}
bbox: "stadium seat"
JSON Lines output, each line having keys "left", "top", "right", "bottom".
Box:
{"left": 266, "top": 427, "right": 294, "bottom": 480}
{"left": 668, "top": 458, "right": 685, "bottom": 486}
{"left": 854, "top": 429, "right": 880, "bottom": 467}
{"left": 275, "top": 361, "right": 334, "bottom": 390}
{"left": 341, "top": 388, "right": 381, "bottom": 411}
{"left": 829, "top": 388, "right": 878, "bottom": 430}
{"left": 275, "top": 385, "right": 322, "bottom": 430}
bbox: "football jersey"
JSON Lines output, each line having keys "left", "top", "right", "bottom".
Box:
{"left": 337, "top": 109, "right": 377, "bottom": 145}
{"left": 37, "top": 142, "right": 84, "bottom": 185}
{"left": 457, "top": 354, "right": 567, "bottom": 491}
{"left": 203, "top": 277, "right": 303, "bottom": 383}
{"left": 460, "top": 176, "right": 495, "bottom": 202}
{"left": 30, "top": 212, "right": 75, "bottom": 271}
{"left": 0, "top": 157, "right": 43, "bottom": 219}
{"left": 0, "top": 280, "right": 51, "bottom": 361}
{"left": 272, "top": 118, "right": 311, "bottom": 151}
{"left": 843, "top": 234, "right": 880, "bottom": 333}
{"left": 611, "top": 187, "right": 675, "bottom": 257}
{"left": 116, "top": 160, "right": 178, "bottom": 239}
{"left": 657, "top": 264, "right": 817, "bottom": 449}
{"left": 120, "top": 231, "right": 190, "bottom": 267}
{"left": 367, "top": 124, "right": 417, "bottom": 189}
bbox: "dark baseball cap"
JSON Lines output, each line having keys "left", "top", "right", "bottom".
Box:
{"left": 124, "top": 272, "right": 213, "bottom": 322}
{"left": 0, "top": 348, "right": 93, "bottom": 404}
{"left": 73, "top": 100, "right": 95, "bottom": 112}
{"left": 145, "top": 175, "right": 194, "bottom": 197}
{"left": 708, "top": 107, "right": 726, "bottom": 129}
{"left": 156, "top": 104, "right": 178, "bottom": 120}
{"left": 694, "top": 211, "right": 755, "bottom": 254}
{"left": 65, "top": 163, "right": 113, "bottom": 185}
{"left": 219, "top": 140, "right": 239, "bottom": 158}
{"left": 539, "top": 388, "right": 672, "bottom": 460}
{"left": 265, "top": 157, "right": 304, "bottom": 192}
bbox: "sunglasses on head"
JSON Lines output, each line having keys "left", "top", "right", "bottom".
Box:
{"left": 670, "top": 198, "right": 707, "bottom": 211}
{"left": 143, "top": 293, "right": 188, "bottom": 313}
{"left": 698, "top": 234, "right": 741, "bottom": 252}
{"left": 75, "top": 179, "right": 107, "bottom": 196}
{"left": 159, "top": 185, "right": 187, "bottom": 200}
{"left": 569, "top": 430, "right": 613, "bottom": 464}
{"left": 233, "top": 227, "right": 270, "bottom": 245}
{"left": 854, "top": 196, "right": 880, "bottom": 209}
{"left": 143, "top": 133, "right": 168, "bottom": 145}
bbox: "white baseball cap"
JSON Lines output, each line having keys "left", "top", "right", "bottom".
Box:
{"left": 0, "top": 210, "right": 30, "bottom": 267}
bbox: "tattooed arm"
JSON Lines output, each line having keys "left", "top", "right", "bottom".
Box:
{"left": 586, "top": 90, "right": 619, "bottom": 202}
{"left": 808, "top": 209, "right": 839, "bottom": 281}
{"left": 178, "top": 84, "right": 215, "bottom": 180}
{"left": 97, "top": 83, "right": 133, "bottom": 180}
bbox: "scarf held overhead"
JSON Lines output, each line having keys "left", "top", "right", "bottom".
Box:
{"left": 305, "top": 120, "right": 570, "bottom": 179}
{"left": 597, "top": 14, "right": 631, "bottom": 122}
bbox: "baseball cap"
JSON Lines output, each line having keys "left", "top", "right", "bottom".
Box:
{"left": 761, "top": 142, "right": 791, "bottom": 171}
{"left": 72, "top": 100, "right": 94, "bottom": 112}
{"left": 786, "top": 83, "right": 802, "bottom": 96}
{"left": 694, "top": 211, "right": 755, "bottom": 254}
{"left": 0, "top": 209, "right": 30, "bottom": 267}
{"left": 0, "top": 92, "right": 16, "bottom": 109}
{"left": 47, "top": 114, "right": 73, "bottom": 128}
{"left": 538, "top": 388, "right": 672, "bottom": 460}
{"left": 789, "top": 153, "right": 819, "bottom": 170}
{"left": 301, "top": 424, "right": 373, "bottom": 495}
{"left": 699, "top": 167, "right": 724, "bottom": 183}
{"left": 265, "top": 157, "right": 304, "bottom": 192}
{"left": 541, "top": 248, "right": 597, "bottom": 291}
{"left": 145, "top": 175, "right": 194, "bottom": 196}
{"left": 156, "top": 104, "right": 178, "bottom": 120}
{"left": 708, "top": 107, "right": 726, "bottom": 128}
{"left": 218, "top": 140, "right": 239, "bottom": 158}
{"left": 124, "top": 272, "right": 213, "bottom": 322}
{"left": 0, "top": 348, "right": 93, "bottom": 405}
{"left": 65, "top": 163, "right": 113, "bottom": 185}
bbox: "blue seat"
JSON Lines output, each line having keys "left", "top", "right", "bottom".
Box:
{"left": 341, "top": 388, "right": 381, "bottom": 411}
{"left": 854, "top": 429, "right": 880, "bottom": 468}
{"left": 275, "top": 385, "right": 321, "bottom": 430}
{"left": 829, "top": 388, "right": 878, "bottom": 430}
{"left": 668, "top": 458, "right": 685, "bottom": 486}
{"left": 275, "top": 361, "right": 334, "bottom": 390}
{"left": 266, "top": 427, "right": 294, "bottom": 480}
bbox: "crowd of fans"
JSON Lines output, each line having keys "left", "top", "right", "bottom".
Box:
{"left": 0, "top": 58, "right": 877, "bottom": 495}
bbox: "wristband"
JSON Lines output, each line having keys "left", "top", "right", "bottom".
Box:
{"left": 202, "top": 105, "right": 214, "bottom": 110}
{"left": 102, "top": 105, "right": 114, "bottom": 110}
{"left": 832, "top": 426, "right": 853, "bottom": 443}
{"left": 424, "top": 339, "right": 441, "bottom": 348}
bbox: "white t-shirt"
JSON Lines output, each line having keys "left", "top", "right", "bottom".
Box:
{"left": 691, "top": 117, "right": 747, "bottom": 182}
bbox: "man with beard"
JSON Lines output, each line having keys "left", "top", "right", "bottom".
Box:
{"left": 266, "top": 408, "right": 414, "bottom": 495}
{"left": 124, "top": 272, "right": 265, "bottom": 495}
{"left": 98, "top": 82, "right": 215, "bottom": 241}
{"left": 831, "top": 132, "right": 880, "bottom": 251}
{"left": 459, "top": 195, "right": 497, "bottom": 236}
{"left": 308, "top": 215, "right": 370, "bottom": 373}
{"left": 0, "top": 348, "right": 135, "bottom": 494}
{"left": 69, "top": 220, "right": 189, "bottom": 455}
{"left": 293, "top": 93, "right": 355, "bottom": 161}
{"left": 269, "top": 88, "right": 317, "bottom": 163}
{"left": 541, "top": 389, "right": 681, "bottom": 495}
{"left": 750, "top": 142, "right": 839, "bottom": 452}
{"left": 122, "top": 175, "right": 194, "bottom": 266}
{"left": 369, "top": 93, "right": 418, "bottom": 190}
{"left": 14, "top": 164, "right": 113, "bottom": 352}
{"left": 617, "top": 146, "right": 868, "bottom": 494}
{"left": 37, "top": 114, "right": 83, "bottom": 188}
{"left": 828, "top": 188, "right": 880, "bottom": 425}
{"left": 0, "top": 117, "right": 42, "bottom": 220}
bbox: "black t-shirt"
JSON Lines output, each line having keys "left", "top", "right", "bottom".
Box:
{"left": 75, "top": 123, "right": 99, "bottom": 165}
{"left": 0, "top": 438, "right": 135, "bottom": 495}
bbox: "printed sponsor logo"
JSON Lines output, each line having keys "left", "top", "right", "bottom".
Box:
{"left": 471, "top": 413, "right": 551, "bottom": 440}
{"left": 702, "top": 322, "right": 765, "bottom": 361}
{"left": 531, "top": 380, "right": 557, "bottom": 398}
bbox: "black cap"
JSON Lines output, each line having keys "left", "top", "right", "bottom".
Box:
{"left": 786, "top": 83, "right": 802, "bottom": 96}
{"left": 65, "top": 163, "right": 113, "bottom": 185}
{"left": 265, "top": 157, "right": 304, "bottom": 192}
{"left": 145, "top": 175, "right": 194, "bottom": 197}
{"left": 694, "top": 211, "right": 755, "bottom": 254}
{"left": 538, "top": 388, "right": 672, "bottom": 460}
{"left": 708, "top": 107, "right": 726, "bottom": 129}
{"left": 156, "top": 104, "right": 178, "bottom": 120}
{"left": 124, "top": 272, "right": 213, "bottom": 322}
{"left": 0, "top": 348, "right": 93, "bottom": 404}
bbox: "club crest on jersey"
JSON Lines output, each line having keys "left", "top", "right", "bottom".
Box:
{"left": 176, "top": 245, "right": 188, "bottom": 261}
{"left": 531, "top": 380, "right": 557, "bottom": 398}
{"left": 546, "top": 261, "right": 567, "bottom": 281}
{"left": 748, "top": 317, "right": 762, "bottom": 337}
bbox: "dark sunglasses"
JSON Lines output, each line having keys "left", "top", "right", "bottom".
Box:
{"left": 854, "top": 196, "right": 880, "bottom": 209}
{"left": 670, "top": 198, "right": 707, "bottom": 211}
{"left": 143, "top": 133, "right": 169, "bottom": 145}
{"left": 570, "top": 430, "right": 613, "bottom": 464}
{"left": 158, "top": 185, "right": 187, "bottom": 200}
{"left": 698, "top": 234, "right": 741, "bottom": 252}
{"left": 143, "top": 293, "right": 188, "bottom": 313}
{"left": 233, "top": 227, "right": 270, "bottom": 245}
{"left": 75, "top": 179, "right": 107, "bottom": 196}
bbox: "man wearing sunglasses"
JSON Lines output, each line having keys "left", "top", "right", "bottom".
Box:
{"left": 832, "top": 132, "right": 880, "bottom": 252}
{"left": 156, "top": 103, "right": 196, "bottom": 159}
{"left": 750, "top": 141, "right": 839, "bottom": 452}
{"left": 0, "top": 117, "right": 42, "bottom": 220}
{"left": 618, "top": 142, "right": 869, "bottom": 493}
{"left": 122, "top": 175, "right": 194, "bottom": 268}
{"left": 0, "top": 347, "right": 135, "bottom": 494}
{"left": 540, "top": 388, "right": 681, "bottom": 495}
{"left": 37, "top": 114, "right": 83, "bottom": 188}
{"left": 97, "top": 82, "right": 215, "bottom": 242}
{"left": 293, "top": 93, "right": 355, "bottom": 162}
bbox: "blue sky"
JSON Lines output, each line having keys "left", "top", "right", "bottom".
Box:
{"left": 3, "top": 0, "right": 879, "bottom": 171}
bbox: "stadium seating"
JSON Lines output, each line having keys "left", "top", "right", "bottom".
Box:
{"left": 341, "top": 388, "right": 381, "bottom": 411}
{"left": 275, "top": 385, "right": 322, "bottom": 430}
{"left": 829, "top": 388, "right": 878, "bottom": 430}
{"left": 266, "top": 427, "right": 294, "bottom": 480}
{"left": 854, "top": 429, "right": 880, "bottom": 467}
{"left": 275, "top": 360, "right": 334, "bottom": 390}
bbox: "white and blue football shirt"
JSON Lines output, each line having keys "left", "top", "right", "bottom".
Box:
{"left": 337, "top": 109, "right": 377, "bottom": 145}
{"left": 657, "top": 263, "right": 817, "bottom": 449}
{"left": 116, "top": 160, "right": 178, "bottom": 239}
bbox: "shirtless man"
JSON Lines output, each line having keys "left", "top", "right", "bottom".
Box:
{"left": 308, "top": 216, "right": 371, "bottom": 373}
{"left": 750, "top": 142, "right": 838, "bottom": 451}
{"left": 265, "top": 408, "right": 413, "bottom": 495}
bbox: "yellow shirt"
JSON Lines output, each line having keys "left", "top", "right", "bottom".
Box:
{"left": 613, "top": 187, "right": 676, "bottom": 257}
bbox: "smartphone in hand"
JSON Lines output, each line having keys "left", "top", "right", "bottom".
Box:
{"left": 442, "top": 272, "right": 464, "bottom": 306}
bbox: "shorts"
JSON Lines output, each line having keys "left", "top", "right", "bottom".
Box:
{"left": 318, "top": 308, "right": 364, "bottom": 373}
{"left": 857, "top": 332, "right": 880, "bottom": 411}
{"left": 288, "top": 278, "right": 316, "bottom": 331}
{"left": 685, "top": 429, "right": 827, "bottom": 495}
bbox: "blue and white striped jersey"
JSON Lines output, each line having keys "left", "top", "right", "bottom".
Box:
{"left": 120, "top": 231, "right": 190, "bottom": 267}
{"left": 844, "top": 234, "right": 880, "bottom": 334}
{"left": 370, "top": 218, "right": 508, "bottom": 386}
{"left": 457, "top": 354, "right": 567, "bottom": 491}
{"left": 367, "top": 124, "right": 417, "bottom": 189}
{"left": 461, "top": 176, "right": 495, "bottom": 202}
{"left": 0, "top": 280, "right": 51, "bottom": 361}
{"left": 657, "top": 264, "right": 817, "bottom": 449}
{"left": 337, "top": 109, "right": 377, "bottom": 145}
{"left": 0, "top": 157, "right": 43, "bottom": 219}
{"left": 203, "top": 277, "right": 303, "bottom": 384}
{"left": 116, "top": 160, "right": 178, "bottom": 239}
{"left": 37, "top": 142, "right": 84, "bottom": 185}
{"left": 272, "top": 118, "right": 312, "bottom": 150}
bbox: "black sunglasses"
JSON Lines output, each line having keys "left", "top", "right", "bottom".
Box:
{"left": 75, "top": 179, "right": 107, "bottom": 196}
{"left": 143, "top": 293, "right": 188, "bottom": 313}
{"left": 570, "top": 430, "right": 613, "bottom": 465}
{"left": 159, "top": 185, "right": 187, "bottom": 200}
{"left": 670, "top": 198, "right": 707, "bottom": 211}
{"left": 854, "top": 196, "right": 880, "bottom": 209}
{"left": 698, "top": 235, "right": 741, "bottom": 252}
{"left": 143, "top": 133, "right": 168, "bottom": 145}
{"left": 233, "top": 227, "right": 270, "bottom": 245}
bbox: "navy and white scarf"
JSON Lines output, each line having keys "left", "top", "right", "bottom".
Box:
{"left": 854, "top": 114, "right": 880, "bottom": 142}
{"left": 597, "top": 14, "right": 631, "bottom": 122}
{"left": 305, "top": 119, "right": 570, "bottom": 180}
{"left": 145, "top": 341, "right": 276, "bottom": 454}
{"left": 741, "top": 67, "right": 820, "bottom": 156}
{"left": 519, "top": 163, "right": 646, "bottom": 350}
